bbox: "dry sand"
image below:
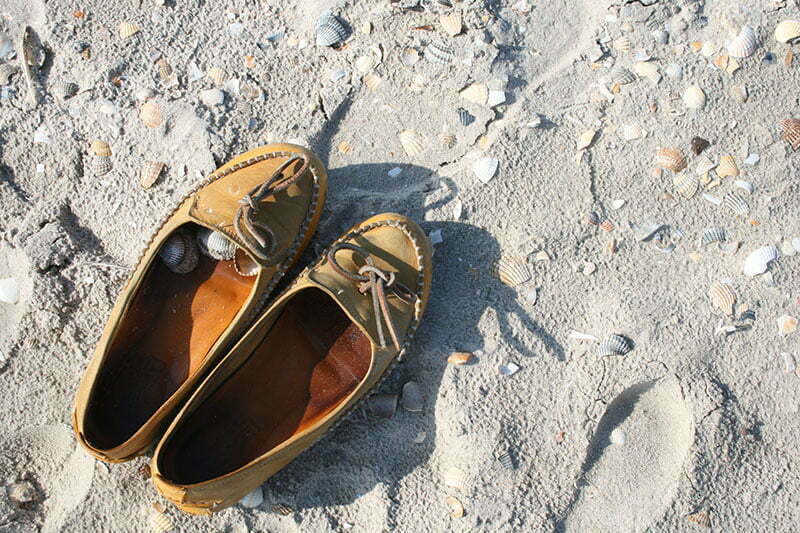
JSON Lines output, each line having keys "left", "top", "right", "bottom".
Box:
{"left": 1, "top": 0, "right": 800, "bottom": 531}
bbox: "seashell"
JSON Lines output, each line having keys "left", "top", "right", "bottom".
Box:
{"left": 460, "top": 83, "right": 488, "bottom": 105}
{"left": 687, "top": 511, "right": 712, "bottom": 528}
{"left": 654, "top": 147, "right": 687, "bottom": 172}
{"left": 238, "top": 486, "right": 263, "bottom": 508}
{"left": 315, "top": 11, "right": 348, "bottom": 47}
{"left": 673, "top": 174, "right": 698, "bottom": 198}
{"left": 354, "top": 55, "right": 376, "bottom": 73}
{"left": 634, "top": 61, "right": 660, "bottom": 82}
{"left": 695, "top": 155, "right": 716, "bottom": 175}
{"left": 613, "top": 36, "right": 631, "bottom": 51}
{"left": 708, "top": 281, "right": 736, "bottom": 315}
{"left": 337, "top": 140, "right": 352, "bottom": 153}
{"left": 779, "top": 118, "right": 800, "bottom": 151}
{"left": 777, "top": 314, "right": 798, "bottom": 335}
{"left": 119, "top": 22, "right": 140, "bottom": 41}
{"left": 690, "top": 136, "right": 709, "bottom": 155}
{"left": 727, "top": 26, "right": 758, "bottom": 58}
{"left": 91, "top": 155, "right": 112, "bottom": 176}
{"left": 52, "top": 80, "right": 78, "bottom": 100}
{"left": 448, "top": 351, "right": 473, "bottom": 365}
{"left": 199, "top": 88, "right": 224, "bottom": 107}
{"left": 596, "top": 334, "right": 631, "bottom": 357}
{"left": 196, "top": 228, "right": 237, "bottom": 260}
{"left": 611, "top": 67, "right": 636, "bottom": 85}
{"left": 682, "top": 85, "right": 706, "bottom": 109}
{"left": 443, "top": 467, "right": 467, "bottom": 490}
{"left": 159, "top": 230, "right": 199, "bottom": 274}
{"left": 587, "top": 211, "right": 600, "bottom": 226}
{"left": 742, "top": 245, "right": 779, "bottom": 277}
{"left": 439, "top": 133, "right": 457, "bottom": 149}
{"left": 0, "top": 63, "right": 18, "bottom": 85}
{"left": 700, "top": 227, "right": 726, "bottom": 247}
{"left": 445, "top": 496, "right": 465, "bottom": 518}
{"left": 440, "top": 13, "right": 462, "bottom": 36}
{"left": 456, "top": 107, "right": 474, "bottom": 126}
{"left": 90, "top": 139, "right": 111, "bottom": 157}
{"left": 734, "top": 180, "right": 753, "bottom": 194}
{"left": 139, "top": 101, "right": 164, "bottom": 128}
{"left": 362, "top": 72, "right": 382, "bottom": 91}
{"left": 0, "top": 277, "right": 20, "bottom": 304}
{"left": 401, "top": 47, "right": 420, "bottom": 66}
{"left": 148, "top": 508, "right": 172, "bottom": 532}
{"left": 140, "top": 161, "right": 165, "bottom": 189}
{"left": 729, "top": 84, "right": 748, "bottom": 103}
{"left": 664, "top": 63, "right": 683, "bottom": 80}
{"left": 271, "top": 504, "right": 294, "bottom": 515}
{"left": 491, "top": 256, "right": 530, "bottom": 287}
{"left": 497, "top": 449, "right": 516, "bottom": 470}
{"left": 234, "top": 248, "right": 259, "bottom": 277}
{"left": 716, "top": 155, "right": 738, "bottom": 178}
{"left": 599, "top": 218, "right": 614, "bottom": 232}
{"left": 774, "top": 20, "right": 800, "bottom": 43}
{"left": 426, "top": 39, "right": 454, "bottom": 64}
{"left": 472, "top": 157, "right": 498, "bottom": 183}
{"left": 206, "top": 67, "right": 227, "bottom": 86}
{"left": 401, "top": 381, "right": 423, "bottom": 412}
{"left": 577, "top": 129, "right": 597, "bottom": 150}
{"left": 156, "top": 58, "right": 173, "bottom": 82}
{"left": 398, "top": 130, "right": 426, "bottom": 156}
{"left": 609, "top": 428, "right": 627, "bottom": 445}
{"left": 369, "top": 393, "right": 398, "bottom": 419}
{"left": 723, "top": 191, "right": 748, "bottom": 215}
{"left": 620, "top": 124, "right": 644, "bottom": 141}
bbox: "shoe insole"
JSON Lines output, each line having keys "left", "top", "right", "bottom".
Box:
{"left": 84, "top": 248, "right": 255, "bottom": 450}
{"left": 160, "top": 288, "right": 371, "bottom": 484}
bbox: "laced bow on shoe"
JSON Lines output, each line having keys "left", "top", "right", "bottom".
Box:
{"left": 233, "top": 154, "right": 310, "bottom": 265}
{"left": 327, "top": 243, "right": 418, "bottom": 350}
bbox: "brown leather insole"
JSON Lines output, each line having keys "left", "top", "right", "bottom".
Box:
{"left": 84, "top": 240, "right": 255, "bottom": 450}
{"left": 160, "top": 288, "right": 371, "bottom": 484}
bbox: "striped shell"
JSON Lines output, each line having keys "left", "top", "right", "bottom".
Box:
{"left": 52, "top": 80, "right": 78, "bottom": 100}
{"left": 119, "top": 22, "right": 140, "bottom": 40}
{"left": 613, "top": 36, "right": 631, "bottom": 51}
{"left": 426, "top": 39, "right": 455, "bottom": 64}
{"left": 362, "top": 72, "right": 382, "bottom": 91}
{"left": 440, "top": 13, "right": 462, "bottom": 36}
{"left": 716, "top": 155, "right": 739, "bottom": 177}
{"left": 723, "top": 192, "right": 749, "bottom": 215}
{"left": 774, "top": 20, "right": 800, "bottom": 43}
{"left": 599, "top": 218, "right": 614, "bottom": 232}
{"left": 139, "top": 161, "right": 165, "bottom": 189}
{"left": 727, "top": 26, "right": 758, "bottom": 58}
{"left": 673, "top": 174, "right": 698, "bottom": 198}
{"left": 315, "top": 11, "right": 348, "bottom": 47}
{"left": 682, "top": 85, "right": 706, "bottom": 109}
{"left": 779, "top": 118, "right": 800, "bottom": 150}
{"left": 708, "top": 282, "right": 736, "bottom": 315}
{"left": 497, "top": 449, "right": 516, "bottom": 470}
{"left": 398, "top": 130, "right": 426, "bottom": 156}
{"left": 654, "top": 147, "right": 687, "bottom": 172}
{"left": 159, "top": 230, "right": 199, "bottom": 274}
{"left": 148, "top": 508, "right": 172, "bottom": 533}
{"left": 491, "top": 256, "right": 531, "bottom": 287}
{"left": 90, "top": 140, "right": 111, "bottom": 157}
{"left": 700, "top": 226, "right": 726, "bottom": 247}
{"left": 439, "top": 133, "right": 456, "bottom": 148}
{"left": 90, "top": 155, "right": 112, "bottom": 176}
{"left": 156, "top": 58, "right": 173, "bottom": 81}
{"left": 687, "top": 511, "right": 711, "bottom": 528}
{"left": 139, "top": 101, "right": 164, "bottom": 128}
{"left": 597, "top": 334, "right": 631, "bottom": 356}
{"left": 742, "top": 245, "right": 779, "bottom": 277}
{"left": 460, "top": 83, "right": 488, "bottom": 105}
{"left": 612, "top": 67, "right": 636, "bottom": 85}
{"left": 457, "top": 107, "right": 474, "bottom": 126}
{"left": 196, "top": 228, "right": 237, "bottom": 260}
{"left": 206, "top": 67, "right": 227, "bottom": 86}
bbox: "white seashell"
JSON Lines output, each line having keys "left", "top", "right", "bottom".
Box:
{"left": 239, "top": 486, "right": 263, "bottom": 508}
{"left": 620, "top": 124, "right": 644, "bottom": 141}
{"left": 401, "top": 47, "right": 420, "bottom": 66}
{"left": 487, "top": 90, "right": 506, "bottom": 107}
{"left": 700, "top": 227, "right": 726, "bottom": 247}
{"left": 401, "top": 381, "right": 424, "bottom": 412}
{"left": 613, "top": 36, "right": 631, "bottom": 51}
{"left": 443, "top": 467, "right": 467, "bottom": 490}
{"left": 695, "top": 155, "right": 716, "bottom": 175}
{"left": 683, "top": 85, "right": 706, "bottom": 109}
{"left": 499, "top": 361, "right": 520, "bottom": 375}
{"left": 354, "top": 55, "right": 376, "bottom": 73}
{"left": 597, "top": 334, "right": 631, "bottom": 356}
{"left": 439, "top": 133, "right": 456, "bottom": 149}
{"left": 460, "top": 83, "right": 488, "bottom": 105}
{"left": 140, "top": 161, "right": 165, "bottom": 189}
{"left": 491, "top": 255, "right": 530, "bottom": 287}
{"left": 0, "top": 277, "right": 19, "bottom": 304}
{"left": 119, "top": 22, "right": 140, "bottom": 40}
{"left": 440, "top": 13, "right": 462, "bottom": 36}
{"left": 742, "top": 245, "right": 779, "bottom": 277}
{"left": 91, "top": 155, "right": 112, "bottom": 176}
{"left": 197, "top": 228, "right": 237, "bottom": 260}
{"left": 634, "top": 61, "right": 660, "bottom": 82}
{"left": 727, "top": 26, "right": 758, "bottom": 58}
{"left": 139, "top": 101, "right": 164, "bottom": 128}
{"left": 792, "top": 237, "right": 800, "bottom": 253}
{"left": 472, "top": 157, "right": 499, "bottom": 184}
{"left": 673, "top": 174, "right": 698, "bottom": 198}
{"left": 362, "top": 72, "right": 382, "bottom": 91}
{"left": 159, "top": 230, "right": 199, "bottom": 274}
{"left": 708, "top": 281, "right": 736, "bottom": 315}
{"left": 774, "top": 20, "right": 800, "bottom": 43}
{"left": 445, "top": 496, "right": 465, "bottom": 518}
{"left": 577, "top": 129, "right": 597, "bottom": 150}
{"left": 398, "top": 130, "right": 426, "bottom": 156}
{"left": 199, "top": 88, "right": 224, "bottom": 107}
{"left": 426, "top": 39, "right": 454, "bottom": 64}
{"left": 730, "top": 84, "right": 748, "bottom": 103}
{"left": 148, "top": 508, "right": 172, "bottom": 532}
{"left": 609, "top": 428, "right": 627, "bottom": 445}
{"left": 723, "top": 192, "right": 748, "bottom": 215}
{"left": 315, "top": 11, "right": 348, "bottom": 47}
{"left": 0, "top": 62, "right": 17, "bottom": 85}
{"left": 734, "top": 180, "right": 753, "bottom": 194}
{"left": 664, "top": 63, "right": 683, "bottom": 80}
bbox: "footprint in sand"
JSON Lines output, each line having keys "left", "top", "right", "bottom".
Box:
{"left": 560, "top": 378, "right": 694, "bottom": 533}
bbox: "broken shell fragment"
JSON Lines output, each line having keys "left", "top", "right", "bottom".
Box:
{"left": 700, "top": 227, "right": 727, "bottom": 247}
{"left": 774, "top": 20, "right": 800, "bottom": 43}
{"left": 426, "top": 39, "right": 455, "bottom": 64}
{"left": 148, "top": 508, "right": 172, "bottom": 533}
{"left": 687, "top": 511, "right": 712, "bottom": 528}
{"left": 206, "top": 67, "right": 227, "bottom": 86}
{"left": 491, "top": 256, "right": 530, "bottom": 287}
{"left": 90, "top": 139, "right": 111, "bottom": 157}
{"left": 690, "top": 136, "right": 710, "bottom": 155}
{"left": 362, "top": 72, "right": 382, "bottom": 91}
{"left": 611, "top": 67, "right": 636, "bottom": 85}
{"left": 742, "top": 245, "right": 779, "bottom": 277}
{"left": 443, "top": 467, "right": 467, "bottom": 490}
{"left": 159, "top": 230, "right": 199, "bottom": 274}
{"left": 587, "top": 211, "right": 600, "bottom": 226}
{"left": 139, "top": 161, "right": 165, "bottom": 189}
{"left": 90, "top": 156, "right": 112, "bottom": 176}
{"left": 52, "top": 80, "right": 78, "bottom": 100}
{"left": 779, "top": 118, "right": 800, "bottom": 150}
{"left": 597, "top": 334, "right": 631, "bottom": 357}
{"left": 398, "top": 130, "right": 426, "bottom": 156}
{"left": 0, "top": 278, "right": 19, "bottom": 304}
{"left": 239, "top": 486, "right": 263, "bottom": 508}
{"left": 196, "top": 228, "right": 237, "bottom": 260}
{"left": 445, "top": 496, "right": 465, "bottom": 518}
{"left": 448, "top": 351, "right": 473, "bottom": 365}
{"left": 401, "top": 381, "right": 424, "bottom": 412}
{"left": 727, "top": 26, "right": 758, "bottom": 58}
{"left": 654, "top": 147, "right": 687, "bottom": 172}
{"left": 683, "top": 85, "right": 706, "bottom": 109}
{"left": 401, "top": 47, "right": 420, "bottom": 66}
{"left": 119, "top": 22, "right": 140, "bottom": 41}
{"left": 716, "top": 155, "right": 739, "bottom": 177}
{"left": 139, "top": 101, "right": 164, "bottom": 128}
{"left": 199, "top": 88, "right": 224, "bottom": 107}
{"left": 460, "top": 83, "right": 488, "bottom": 105}
{"left": 778, "top": 315, "right": 798, "bottom": 335}
{"left": 369, "top": 394, "right": 398, "bottom": 419}
{"left": 709, "top": 281, "right": 736, "bottom": 315}
{"left": 439, "top": 133, "right": 457, "bottom": 149}
{"left": 577, "top": 129, "right": 597, "bottom": 150}
{"left": 315, "top": 11, "right": 348, "bottom": 47}
{"left": 497, "top": 449, "right": 516, "bottom": 470}
{"left": 440, "top": 13, "right": 462, "bottom": 36}
{"left": 722, "top": 191, "right": 749, "bottom": 216}
{"left": 472, "top": 157, "right": 498, "bottom": 183}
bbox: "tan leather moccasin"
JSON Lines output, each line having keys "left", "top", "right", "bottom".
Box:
{"left": 150, "top": 213, "right": 433, "bottom": 514}
{"left": 73, "top": 143, "right": 327, "bottom": 463}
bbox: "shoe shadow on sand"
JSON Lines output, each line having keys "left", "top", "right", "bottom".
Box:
{"left": 263, "top": 159, "right": 564, "bottom": 516}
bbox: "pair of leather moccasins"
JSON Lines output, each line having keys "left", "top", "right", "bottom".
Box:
{"left": 72, "top": 144, "right": 433, "bottom": 514}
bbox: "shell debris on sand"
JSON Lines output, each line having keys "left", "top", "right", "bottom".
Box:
{"left": 139, "top": 161, "right": 165, "bottom": 189}
{"left": 597, "top": 334, "right": 632, "bottom": 357}
{"left": 654, "top": 147, "right": 687, "bottom": 172}
{"left": 491, "top": 255, "right": 530, "bottom": 287}
{"left": 448, "top": 351, "right": 473, "bottom": 365}
{"left": 0, "top": 277, "right": 20, "bottom": 304}
{"left": 709, "top": 282, "right": 736, "bottom": 316}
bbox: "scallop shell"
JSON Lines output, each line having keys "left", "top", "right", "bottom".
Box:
{"left": 723, "top": 192, "right": 749, "bottom": 215}
{"left": 369, "top": 394, "right": 398, "bottom": 419}
{"left": 682, "top": 85, "right": 706, "bottom": 109}
{"left": 439, "top": 133, "right": 457, "bottom": 148}
{"left": 774, "top": 20, "right": 800, "bottom": 43}
{"left": 90, "top": 155, "right": 112, "bottom": 176}
{"left": 354, "top": 55, "right": 376, "bottom": 73}
{"left": 445, "top": 496, "right": 465, "bottom": 518}
{"left": 612, "top": 67, "right": 636, "bottom": 85}
{"left": 426, "top": 39, "right": 454, "bottom": 64}
{"left": 156, "top": 58, "right": 172, "bottom": 80}
{"left": 779, "top": 118, "right": 800, "bottom": 150}
{"left": 238, "top": 486, "right": 263, "bottom": 508}
{"left": 742, "top": 245, "right": 779, "bottom": 277}
{"left": 401, "top": 47, "right": 420, "bottom": 66}
{"left": 460, "top": 83, "right": 488, "bottom": 105}
{"left": 727, "top": 26, "right": 758, "bottom": 58}
{"left": 148, "top": 508, "right": 172, "bottom": 532}
{"left": 139, "top": 101, "right": 164, "bottom": 128}
{"left": 315, "top": 11, "right": 348, "bottom": 47}
{"left": 700, "top": 227, "right": 727, "bottom": 247}
{"left": 472, "top": 157, "right": 498, "bottom": 183}
{"left": 716, "top": 155, "right": 739, "bottom": 177}
{"left": 159, "top": 230, "right": 199, "bottom": 274}
{"left": 491, "top": 256, "right": 531, "bottom": 287}
{"left": 196, "top": 228, "right": 237, "bottom": 260}
{"left": 673, "top": 174, "right": 698, "bottom": 198}
{"left": 708, "top": 281, "right": 736, "bottom": 315}
{"left": 206, "top": 67, "right": 227, "bottom": 86}
{"left": 52, "top": 80, "right": 78, "bottom": 100}
{"left": 448, "top": 351, "right": 473, "bottom": 365}
{"left": 597, "top": 334, "right": 631, "bottom": 356}
{"left": 140, "top": 161, "right": 165, "bottom": 189}
{"left": 401, "top": 381, "right": 423, "bottom": 412}
{"left": 398, "top": 130, "right": 426, "bottom": 156}
{"left": 119, "top": 22, "right": 140, "bottom": 41}
{"left": 440, "top": 13, "right": 462, "bottom": 36}
{"left": 654, "top": 147, "right": 687, "bottom": 172}
{"left": 90, "top": 140, "right": 111, "bottom": 157}
{"left": 457, "top": 107, "right": 474, "bottom": 126}
{"left": 362, "top": 72, "right": 382, "bottom": 91}
{"left": 337, "top": 140, "right": 352, "bottom": 153}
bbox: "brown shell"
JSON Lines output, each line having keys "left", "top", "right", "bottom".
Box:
{"left": 448, "top": 351, "right": 473, "bottom": 365}
{"left": 780, "top": 118, "right": 800, "bottom": 150}
{"left": 90, "top": 140, "right": 111, "bottom": 157}
{"left": 654, "top": 147, "right": 687, "bottom": 172}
